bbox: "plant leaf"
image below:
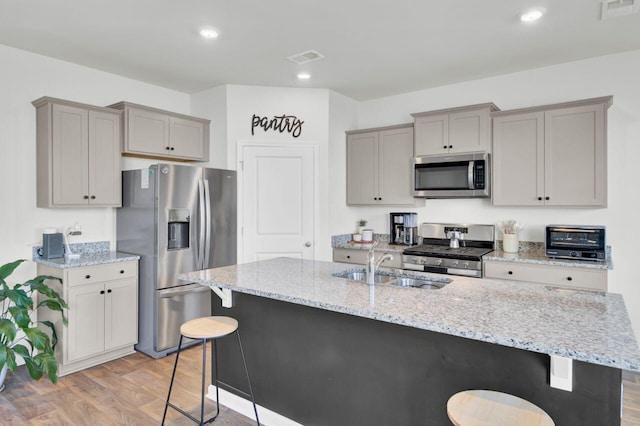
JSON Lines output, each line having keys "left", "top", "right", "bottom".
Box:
{"left": 0, "top": 345, "right": 17, "bottom": 372}
{"left": 38, "top": 321, "right": 59, "bottom": 348}
{"left": 23, "top": 357, "right": 43, "bottom": 381}
{"left": 11, "top": 344, "right": 31, "bottom": 358}
{"left": 0, "top": 260, "right": 25, "bottom": 280}
{"left": 34, "top": 352, "right": 59, "bottom": 383}
{"left": 8, "top": 306, "right": 31, "bottom": 329}
{"left": 0, "top": 318, "right": 17, "bottom": 342}
{"left": 6, "top": 288, "right": 33, "bottom": 309}
{"left": 24, "top": 328, "right": 51, "bottom": 352}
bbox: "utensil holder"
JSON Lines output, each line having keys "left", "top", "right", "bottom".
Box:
{"left": 503, "top": 234, "right": 519, "bottom": 253}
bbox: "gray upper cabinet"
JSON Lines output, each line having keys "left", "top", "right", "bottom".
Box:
{"left": 33, "top": 97, "right": 122, "bottom": 208}
{"left": 492, "top": 96, "right": 611, "bottom": 207}
{"left": 109, "top": 101, "right": 209, "bottom": 162}
{"left": 412, "top": 103, "right": 499, "bottom": 156}
{"left": 346, "top": 124, "right": 422, "bottom": 206}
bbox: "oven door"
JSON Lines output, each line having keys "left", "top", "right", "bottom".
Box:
{"left": 546, "top": 227, "right": 605, "bottom": 251}
{"left": 412, "top": 153, "right": 489, "bottom": 198}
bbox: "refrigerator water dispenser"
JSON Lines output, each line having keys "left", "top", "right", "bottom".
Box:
{"left": 168, "top": 208, "right": 190, "bottom": 250}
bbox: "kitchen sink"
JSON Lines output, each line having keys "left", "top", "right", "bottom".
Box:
{"left": 334, "top": 270, "right": 395, "bottom": 284}
{"left": 333, "top": 270, "right": 450, "bottom": 289}
{"left": 391, "top": 278, "right": 447, "bottom": 290}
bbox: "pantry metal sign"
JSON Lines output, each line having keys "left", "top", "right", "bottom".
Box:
{"left": 251, "top": 114, "right": 304, "bottom": 138}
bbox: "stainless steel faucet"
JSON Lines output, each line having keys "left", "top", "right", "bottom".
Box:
{"left": 366, "top": 241, "right": 394, "bottom": 285}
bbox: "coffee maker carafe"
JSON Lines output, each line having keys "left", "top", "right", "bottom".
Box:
{"left": 390, "top": 213, "right": 418, "bottom": 246}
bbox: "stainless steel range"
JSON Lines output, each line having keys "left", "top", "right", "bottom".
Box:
{"left": 402, "top": 223, "right": 495, "bottom": 278}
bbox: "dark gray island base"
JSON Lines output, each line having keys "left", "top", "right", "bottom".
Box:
{"left": 213, "top": 292, "right": 621, "bottom": 426}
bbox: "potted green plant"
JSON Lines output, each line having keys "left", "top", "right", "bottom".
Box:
{"left": 357, "top": 219, "right": 368, "bottom": 234}
{"left": 0, "top": 259, "right": 68, "bottom": 391}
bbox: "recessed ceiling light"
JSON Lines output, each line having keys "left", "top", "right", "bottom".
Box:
{"left": 199, "top": 28, "right": 219, "bottom": 39}
{"left": 520, "top": 7, "right": 546, "bottom": 22}
{"left": 297, "top": 73, "right": 311, "bottom": 80}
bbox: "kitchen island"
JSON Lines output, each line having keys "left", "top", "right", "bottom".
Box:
{"left": 179, "top": 257, "right": 640, "bottom": 425}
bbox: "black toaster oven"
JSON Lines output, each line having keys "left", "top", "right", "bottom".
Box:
{"left": 545, "top": 225, "right": 606, "bottom": 261}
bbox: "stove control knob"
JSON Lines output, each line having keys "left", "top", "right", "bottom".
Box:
{"left": 411, "top": 257, "right": 418, "bottom": 263}
{"left": 452, "top": 260, "right": 459, "bottom": 267}
{"left": 436, "top": 259, "right": 443, "bottom": 266}
{"left": 421, "top": 258, "right": 428, "bottom": 264}
{"left": 463, "top": 262, "right": 470, "bottom": 269}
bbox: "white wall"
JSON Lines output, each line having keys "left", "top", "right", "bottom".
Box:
{"left": 191, "top": 85, "right": 228, "bottom": 170}
{"left": 329, "top": 49, "right": 640, "bottom": 339}
{"left": 0, "top": 44, "right": 191, "bottom": 283}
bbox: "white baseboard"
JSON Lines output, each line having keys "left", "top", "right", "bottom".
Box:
{"left": 207, "top": 385, "right": 303, "bottom": 426}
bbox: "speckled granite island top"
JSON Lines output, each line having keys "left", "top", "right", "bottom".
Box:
{"left": 179, "top": 257, "right": 640, "bottom": 371}
{"left": 32, "top": 241, "right": 139, "bottom": 269}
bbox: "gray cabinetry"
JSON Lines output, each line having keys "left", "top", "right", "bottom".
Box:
{"left": 110, "top": 101, "right": 209, "bottom": 161}
{"left": 37, "top": 261, "right": 138, "bottom": 377}
{"left": 33, "top": 97, "right": 121, "bottom": 207}
{"left": 346, "top": 124, "right": 421, "bottom": 206}
{"left": 492, "top": 97, "right": 610, "bottom": 207}
{"left": 412, "top": 103, "right": 498, "bottom": 156}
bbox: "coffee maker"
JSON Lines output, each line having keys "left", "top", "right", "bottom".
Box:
{"left": 390, "top": 213, "right": 418, "bottom": 246}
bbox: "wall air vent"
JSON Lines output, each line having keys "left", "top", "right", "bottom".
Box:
{"left": 601, "top": 0, "right": 639, "bottom": 19}
{"left": 287, "top": 50, "right": 325, "bottom": 65}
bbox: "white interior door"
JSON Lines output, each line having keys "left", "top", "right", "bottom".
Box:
{"left": 241, "top": 144, "right": 317, "bottom": 263}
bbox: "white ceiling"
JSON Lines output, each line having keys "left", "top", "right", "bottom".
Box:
{"left": 1, "top": 0, "right": 639, "bottom": 101}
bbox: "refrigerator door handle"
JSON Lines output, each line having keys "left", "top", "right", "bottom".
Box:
{"left": 197, "top": 179, "right": 206, "bottom": 270}
{"left": 203, "top": 178, "right": 212, "bottom": 269}
{"left": 159, "top": 286, "right": 211, "bottom": 298}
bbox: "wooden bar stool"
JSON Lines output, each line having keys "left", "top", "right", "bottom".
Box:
{"left": 162, "top": 316, "right": 260, "bottom": 425}
{"left": 447, "top": 390, "right": 554, "bottom": 426}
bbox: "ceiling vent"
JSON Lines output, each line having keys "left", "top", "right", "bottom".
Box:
{"left": 287, "top": 50, "right": 325, "bottom": 65}
{"left": 601, "top": 0, "right": 639, "bottom": 19}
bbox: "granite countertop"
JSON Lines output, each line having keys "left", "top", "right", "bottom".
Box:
{"left": 32, "top": 241, "right": 139, "bottom": 269}
{"left": 485, "top": 242, "right": 613, "bottom": 270}
{"left": 179, "top": 257, "right": 640, "bottom": 371}
{"left": 331, "top": 234, "right": 407, "bottom": 253}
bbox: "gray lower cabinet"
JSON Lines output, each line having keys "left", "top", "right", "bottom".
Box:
{"left": 333, "top": 248, "right": 402, "bottom": 268}
{"left": 484, "top": 260, "right": 607, "bottom": 292}
{"left": 492, "top": 96, "right": 611, "bottom": 207}
{"left": 37, "top": 261, "right": 139, "bottom": 377}
{"left": 33, "top": 97, "right": 122, "bottom": 207}
{"left": 412, "top": 103, "right": 499, "bottom": 156}
{"left": 109, "top": 101, "right": 209, "bottom": 161}
{"left": 346, "top": 124, "right": 421, "bottom": 206}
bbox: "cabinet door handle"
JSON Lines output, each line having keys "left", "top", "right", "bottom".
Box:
{"left": 443, "top": 145, "right": 447, "bottom": 149}
{"left": 537, "top": 197, "right": 542, "bottom": 201}
{"left": 448, "top": 145, "right": 453, "bottom": 149}
{"left": 120, "top": 270, "right": 125, "bottom": 274}
{"left": 346, "top": 255, "right": 351, "bottom": 259}
{"left": 107, "top": 289, "right": 112, "bottom": 293}
{"left": 85, "top": 275, "right": 91, "bottom": 279}
{"left": 100, "top": 290, "right": 105, "bottom": 295}
{"left": 567, "top": 277, "right": 573, "bottom": 281}
{"left": 170, "top": 147, "right": 175, "bottom": 151}
{"left": 90, "top": 195, "right": 96, "bottom": 200}
{"left": 165, "top": 146, "right": 171, "bottom": 150}
{"left": 508, "top": 271, "right": 513, "bottom": 275}
{"left": 545, "top": 196, "right": 550, "bottom": 201}
{"left": 83, "top": 195, "right": 89, "bottom": 200}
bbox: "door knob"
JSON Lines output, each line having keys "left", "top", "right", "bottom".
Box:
{"left": 305, "top": 242, "right": 312, "bottom": 247}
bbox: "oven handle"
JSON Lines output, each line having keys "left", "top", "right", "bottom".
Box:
{"left": 467, "top": 161, "right": 475, "bottom": 190}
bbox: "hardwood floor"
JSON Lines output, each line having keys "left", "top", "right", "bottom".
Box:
{"left": 0, "top": 346, "right": 258, "bottom": 425}
{"left": 1, "top": 350, "right": 639, "bottom": 425}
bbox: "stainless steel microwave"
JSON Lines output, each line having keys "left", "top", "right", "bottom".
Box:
{"left": 412, "top": 152, "right": 490, "bottom": 198}
{"left": 545, "top": 225, "right": 606, "bottom": 261}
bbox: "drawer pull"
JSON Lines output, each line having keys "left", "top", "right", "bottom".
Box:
{"left": 508, "top": 271, "right": 513, "bottom": 275}
{"left": 120, "top": 270, "right": 125, "bottom": 274}
{"left": 107, "top": 289, "right": 112, "bottom": 293}
{"left": 347, "top": 255, "right": 351, "bottom": 259}
{"left": 100, "top": 290, "right": 105, "bottom": 295}
{"left": 85, "top": 275, "right": 91, "bottom": 279}
{"left": 567, "top": 277, "right": 573, "bottom": 281}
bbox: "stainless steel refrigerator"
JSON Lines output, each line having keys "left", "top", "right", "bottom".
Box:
{"left": 116, "top": 164, "right": 236, "bottom": 358}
